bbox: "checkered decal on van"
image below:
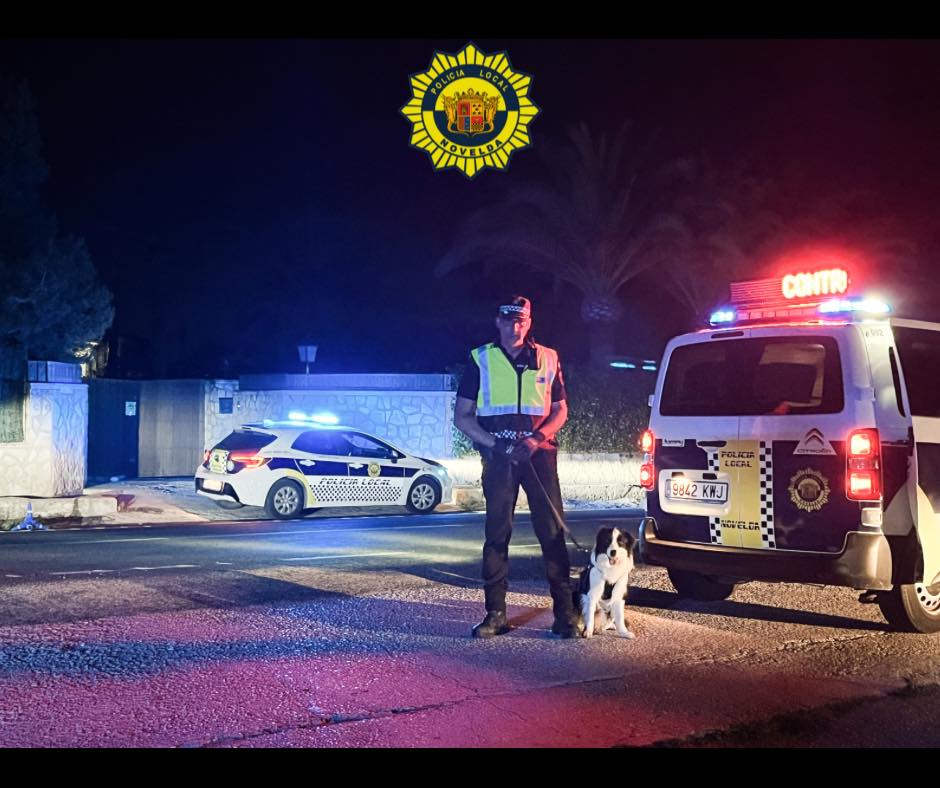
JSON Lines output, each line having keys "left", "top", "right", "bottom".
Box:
{"left": 759, "top": 441, "right": 776, "bottom": 548}
{"left": 707, "top": 450, "right": 721, "bottom": 544}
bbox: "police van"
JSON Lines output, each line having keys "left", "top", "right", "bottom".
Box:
{"left": 639, "top": 266, "right": 940, "bottom": 632}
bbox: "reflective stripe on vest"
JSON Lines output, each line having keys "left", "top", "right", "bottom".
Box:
{"left": 471, "top": 343, "right": 557, "bottom": 417}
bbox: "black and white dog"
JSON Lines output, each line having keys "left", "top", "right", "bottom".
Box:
{"left": 575, "top": 527, "right": 636, "bottom": 639}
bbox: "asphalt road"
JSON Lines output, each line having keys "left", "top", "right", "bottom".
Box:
{"left": 1, "top": 509, "right": 939, "bottom": 747}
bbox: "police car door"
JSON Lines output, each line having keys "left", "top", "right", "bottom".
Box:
{"left": 289, "top": 430, "right": 351, "bottom": 506}
{"left": 735, "top": 328, "right": 855, "bottom": 553}
{"left": 890, "top": 321, "right": 940, "bottom": 589}
{"left": 339, "top": 431, "right": 407, "bottom": 506}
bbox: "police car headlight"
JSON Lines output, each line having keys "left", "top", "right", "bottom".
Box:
{"left": 434, "top": 466, "right": 449, "bottom": 479}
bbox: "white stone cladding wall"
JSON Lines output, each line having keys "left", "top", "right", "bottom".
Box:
{"left": 0, "top": 382, "right": 88, "bottom": 497}
{"left": 227, "top": 389, "right": 457, "bottom": 458}
{"left": 204, "top": 380, "right": 239, "bottom": 450}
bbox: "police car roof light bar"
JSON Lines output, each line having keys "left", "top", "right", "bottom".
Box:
{"left": 708, "top": 266, "right": 892, "bottom": 327}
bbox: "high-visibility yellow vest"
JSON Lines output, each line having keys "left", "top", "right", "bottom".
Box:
{"left": 470, "top": 342, "right": 558, "bottom": 417}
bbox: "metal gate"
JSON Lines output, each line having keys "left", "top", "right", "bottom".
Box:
{"left": 87, "top": 378, "right": 140, "bottom": 482}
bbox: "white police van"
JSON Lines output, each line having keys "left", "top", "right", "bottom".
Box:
{"left": 639, "top": 266, "right": 940, "bottom": 632}
{"left": 195, "top": 413, "right": 452, "bottom": 519}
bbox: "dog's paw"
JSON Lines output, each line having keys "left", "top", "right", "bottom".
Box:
{"left": 617, "top": 628, "right": 636, "bottom": 640}
{"left": 583, "top": 627, "right": 594, "bottom": 639}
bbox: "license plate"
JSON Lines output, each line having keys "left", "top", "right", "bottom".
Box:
{"left": 209, "top": 450, "right": 228, "bottom": 474}
{"left": 665, "top": 479, "right": 728, "bottom": 503}
{"left": 202, "top": 478, "right": 223, "bottom": 492}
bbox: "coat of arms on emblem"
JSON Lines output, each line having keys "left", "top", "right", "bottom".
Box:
{"left": 788, "top": 468, "right": 830, "bottom": 513}
{"left": 443, "top": 89, "right": 499, "bottom": 135}
{"left": 368, "top": 462, "right": 381, "bottom": 478}
{"left": 401, "top": 42, "right": 540, "bottom": 178}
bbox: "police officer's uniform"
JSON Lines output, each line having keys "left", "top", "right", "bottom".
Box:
{"left": 458, "top": 338, "right": 577, "bottom": 634}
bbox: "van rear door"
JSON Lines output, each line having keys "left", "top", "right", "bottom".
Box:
{"left": 891, "top": 321, "right": 940, "bottom": 589}
{"left": 652, "top": 332, "right": 742, "bottom": 547}
{"left": 735, "top": 330, "right": 856, "bottom": 553}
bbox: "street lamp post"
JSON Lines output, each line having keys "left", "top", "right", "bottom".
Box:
{"left": 298, "top": 344, "right": 318, "bottom": 375}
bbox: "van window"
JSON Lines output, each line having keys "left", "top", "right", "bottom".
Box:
{"left": 893, "top": 327, "right": 940, "bottom": 417}
{"left": 660, "top": 336, "right": 844, "bottom": 417}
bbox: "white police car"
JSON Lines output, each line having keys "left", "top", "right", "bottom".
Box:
{"left": 195, "top": 414, "right": 452, "bottom": 519}
{"left": 639, "top": 265, "right": 940, "bottom": 632}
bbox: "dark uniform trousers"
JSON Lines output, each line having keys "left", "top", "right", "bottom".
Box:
{"left": 481, "top": 446, "right": 573, "bottom": 619}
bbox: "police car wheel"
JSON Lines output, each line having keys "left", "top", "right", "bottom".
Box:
{"left": 667, "top": 569, "right": 735, "bottom": 602}
{"left": 213, "top": 499, "right": 243, "bottom": 510}
{"left": 406, "top": 477, "right": 441, "bottom": 514}
{"left": 265, "top": 479, "right": 305, "bottom": 520}
{"left": 877, "top": 583, "right": 940, "bottom": 634}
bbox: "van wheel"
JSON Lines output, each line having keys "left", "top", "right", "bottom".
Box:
{"left": 667, "top": 569, "right": 735, "bottom": 601}
{"left": 877, "top": 583, "right": 940, "bottom": 633}
{"left": 264, "top": 479, "right": 305, "bottom": 520}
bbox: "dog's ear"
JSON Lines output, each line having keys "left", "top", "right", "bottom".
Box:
{"left": 621, "top": 531, "right": 637, "bottom": 556}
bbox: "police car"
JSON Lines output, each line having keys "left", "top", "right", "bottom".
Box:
{"left": 639, "top": 265, "right": 940, "bottom": 632}
{"left": 195, "top": 413, "right": 452, "bottom": 519}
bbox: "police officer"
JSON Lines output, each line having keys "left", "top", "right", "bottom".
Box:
{"left": 454, "top": 295, "right": 580, "bottom": 638}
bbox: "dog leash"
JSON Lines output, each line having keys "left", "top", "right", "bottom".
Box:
{"left": 518, "top": 455, "right": 590, "bottom": 554}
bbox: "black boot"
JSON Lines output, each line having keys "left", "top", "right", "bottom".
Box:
{"left": 471, "top": 610, "right": 511, "bottom": 638}
{"left": 551, "top": 610, "right": 584, "bottom": 639}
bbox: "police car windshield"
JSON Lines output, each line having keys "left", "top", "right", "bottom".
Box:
{"left": 661, "top": 336, "right": 844, "bottom": 417}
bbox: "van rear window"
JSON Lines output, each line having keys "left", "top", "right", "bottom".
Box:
{"left": 660, "top": 336, "right": 844, "bottom": 417}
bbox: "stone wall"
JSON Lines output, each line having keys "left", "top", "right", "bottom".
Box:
{"left": 0, "top": 381, "right": 88, "bottom": 497}
{"left": 232, "top": 389, "right": 456, "bottom": 458}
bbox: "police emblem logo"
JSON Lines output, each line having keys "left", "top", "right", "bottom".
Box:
{"left": 788, "top": 468, "right": 831, "bottom": 513}
{"left": 368, "top": 462, "right": 381, "bottom": 478}
{"left": 401, "top": 42, "right": 540, "bottom": 178}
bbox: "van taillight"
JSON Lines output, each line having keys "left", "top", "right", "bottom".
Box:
{"left": 640, "top": 429, "right": 655, "bottom": 490}
{"left": 846, "top": 428, "right": 881, "bottom": 501}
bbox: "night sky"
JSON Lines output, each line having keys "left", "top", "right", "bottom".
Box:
{"left": 3, "top": 38, "right": 940, "bottom": 378}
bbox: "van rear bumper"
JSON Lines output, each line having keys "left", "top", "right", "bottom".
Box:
{"left": 639, "top": 517, "right": 893, "bottom": 590}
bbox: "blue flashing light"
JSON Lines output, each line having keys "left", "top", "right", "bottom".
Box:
{"left": 285, "top": 411, "right": 341, "bottom": 425}
{"left": 818, "top": 298, "right": 891, "bottom": 316}
{"left": 642, "top": 365, "right": 657, "bottom": 372}
{"left": 709, "top": 309, "right": 737, "bottom": 325}
{"left": 610, "top": 361, "right": 637, "bottom": 369}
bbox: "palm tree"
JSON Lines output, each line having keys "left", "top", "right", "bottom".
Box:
{"left": 657, "top": 157, "right": 782, "bottom": 322}
{"left": 436, "top": 123, "right": 680, "bottom": 364}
